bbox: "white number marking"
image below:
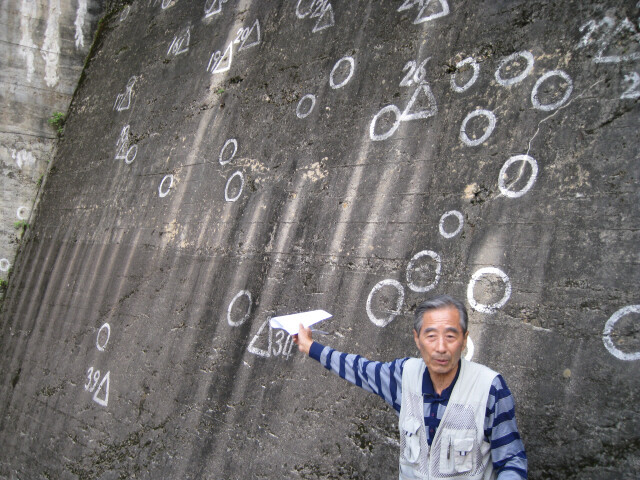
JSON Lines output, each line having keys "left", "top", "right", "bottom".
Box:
{"left": 602, "top": 305, "right": 640, "bottom": 361}
{"left": 330, "top": 56, "right": 355, "bottom": 89}
{"left": 450, "top": 57, "right": 479, "bottom": 93}
{"left": 238, "top": 19, "right": 261, "bottom": 51}
{"left": 96, "top": 323, "right": 111, "bottom": 351}
{"left": 207, "top": 44, "right": 233, "bottom": 74}
{"left": 114, "top": 125, "right": 138, "bottom": 164}
{"left": 467, "top": 267, "right": 511, "bottom": 314}
{"left": 158, "top": 174, "right": 174, "bottom": 198}
{"left": 167, "top": 26, "right": 190, "bottom": 56}
{"left": 399, "top": 57, "right": 430, "bottom": 87}
{"left": 531, "top": 70, "right": 573, "bottom": 111}
{"left": 227, "top": 290, "right": 252, "bottom": 327}
{"left": 224, "top": 171, "right": 244, "bottom": 202}
{"left": 498, "top": 155, "right": 538, "bottom": 198}
{"left": 296, "top": 0, "right": 335, "bottom": 32}
{"left": 621, "top": 72, "right": 640, "bottom": 99}
{"left": 439, "top": 210, "right": 464, "bottom": 239}
{"left": 366, "top": 279, "right": 405, "bottom": 327}
{"left": 494, "top": 51, "right": 534, "bottom": 86}
{"left": 84, "top": 367, "right": 94, "bottom": 390}
{"left": 406, "top": 250, "right": 441, "bottom": 293}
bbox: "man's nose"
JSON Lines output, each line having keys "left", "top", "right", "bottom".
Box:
{"left": 435, "top": 335, "right": 446, "bottom": 352}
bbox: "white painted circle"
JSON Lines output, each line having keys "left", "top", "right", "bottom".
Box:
{"left": 406, "top": 250, "right": 441, "bottom": 293}
{"left": 460, "top": 109, "right": 497, "bottom": 147}
{"left": 225, "top": 171, "right": 244, "bottom": 202}
{"left": 125, "top": 145, "right": 137, "bottom": 164}
{"left": 158, "top": 174, "right": 174, "bottom": 198}
{"left": 330, "top": 56, "right": 355, "bottom": 89}
{"left": 439, "top": 210, "right": 464, "bottom": 238}
{"left": 464, "top": 336, "right": 474, "bottom": 361}
{"left": 531, "top": 70, "right": 573, "bottom": 111}
{"left": 451, "top": 57, "right": 480, "bottom": 93}
{"left": 296, "top": 0, "right": 313, "bottom": 18}
{"left": 366, "top": 279, "right": 405, "bottom": 327}
{"left": 16, "top": 206, "right": 29, "bottom": 220}
{"left": 162, "top": 0, "right": 172, "bottom": 9}
{"left": 603, "top": 305, "right": 640, "bottom": 361}
{"left": 120, "top": 5, "right": 131, "bottom": 22}
{"left": 0, "top": 259, "right": 10, "bottom": 272}
{"left": 467, "top": 267, "right": 512, "bottom": 314}
{"left": 296, "top": 94, "right": 316, "bottom": 119}
{"left": 227, "top": 290, "right": 252, "bottom": 327}
{"left": 219, "top": 138, "right": 238, "bottom": 165}
{"left": 495, "top": 51, "right": 534, "bottom": 86}
{"left": 96, "top": 323, "right": 111, "bottom": 351}
{"left": 369, "top": 104, "right": 402, "bottom": 141}
{"left": 498, "top": 155, "right": 539, "bottom": 198}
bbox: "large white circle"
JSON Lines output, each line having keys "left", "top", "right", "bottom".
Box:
{"left": 225, "top": 171, "right": 244, "bottom": 202}
{"left": 460, "top": 109, "right": 497, "bottom": 147}
{"left": 603, "top": 305, "right": 640, "bottom": 361}
{"left": 451, "top": 57, "right": 480, "bottom": 93}
{"left": 158, "top": 175, "right": 174, "bottom": 198}
{"left": 296, "top": 94, "right": 316, "bottom": 119}
{"left": 369, "top": 104, "right": 401, "bottom": 141}
{"left": 96, "top": 323, "right": 111, "bottom": 351}
{"left": 439, "top": 210, "right": 464, "bottom": 238}
{"left": 406, "top": 250, "right": 442, "bottom": 293}
{"left": 467, "top": 267, "right": 512, "bottom": 314}
{"left": 531, "top": 70, "right": 573, "bottom": 111}
{"left": 330, "top": 56, "right": 355, "bottom": 89}
{"left": 0, "top": 259, "right": 10, "bottom": 272}
{"left": 495, "top": 51, "right": 534, "bottom": 86}
{"left": 219, "top": 138, "right": 238, "bottom": 165}
{"left": 498, "top": 155, "right": 539, "bottom": 198}
{"left": 227, "top": 290, "right": 252, "bottom": 327}
{"left": 366, "top": 279, "right": 405, "bottom": 327}
{"left": 16, "top": 206, "right": 29, "bottom": 220}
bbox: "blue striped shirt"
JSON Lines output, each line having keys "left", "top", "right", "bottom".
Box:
{"left": 309, "top": 342, "right": 527, "bottom": 479}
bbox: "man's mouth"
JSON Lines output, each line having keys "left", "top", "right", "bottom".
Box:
{"left": 433, "top": 358, "right": 449, "bottom": 365}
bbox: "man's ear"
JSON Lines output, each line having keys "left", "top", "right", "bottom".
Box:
{"left": 462, "top": 331, "right": 469, "bottom": 350}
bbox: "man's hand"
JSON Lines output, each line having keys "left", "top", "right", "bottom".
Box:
{"left": 293, "top": 323, "right": 313, "bottom": 355}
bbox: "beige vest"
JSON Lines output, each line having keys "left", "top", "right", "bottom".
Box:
{"left": 398, "top": 358, "right": 497, "bottom": 480}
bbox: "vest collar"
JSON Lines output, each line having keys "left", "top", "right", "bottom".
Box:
{"left": 421, "top": 359, "right": 462, "bottom": 399}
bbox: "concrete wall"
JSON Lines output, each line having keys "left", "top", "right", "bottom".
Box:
{"left": 0, "top": 0, "right": 639, "bottom": 478}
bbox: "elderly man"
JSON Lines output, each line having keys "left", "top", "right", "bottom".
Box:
{"left": 294, "top": 294, "right": 527, "bottom": 479}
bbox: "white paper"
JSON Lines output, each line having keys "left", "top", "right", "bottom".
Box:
{"left": 269, "top": 310, "right": 332, "bottom": 336}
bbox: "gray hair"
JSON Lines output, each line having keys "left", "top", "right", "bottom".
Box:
{"left": 413, "top": 295, "right": 468, "bottom": 334}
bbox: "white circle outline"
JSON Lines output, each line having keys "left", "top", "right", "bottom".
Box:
{"left": 406, "top": 250, "right": 442, "bottom": 293}
{"left": 451, "top": 57, "right": 480, "bottom": 93}
{"left": 464, "top": 336, "right": 474, "bottom": 361}
{"left": 369, "top": 104, "right": 402, "bottom": 141}
{"left": 227, "top": 290, "right": 252, "bottom": 327}
{"left": 467, "top": 267, "right": 512, "bottom": 314}
{"left": 366, "top": 279, "right": 405, "bottom": 327}
{"left": 96, "top": 323, "right": 111, "bottom": 351}
{"left": 219, "top": 138, "right": 238, "bottom": 165}
{"left": 439, "top": 210, "right": 464, "bottom": 238}
{"left": 0, "top": 259, "right": 10, "bottom": 272}
{"left": 225, "top": 171, "right": 244, "bottom": 202}
{"left": 531, "top": 70, "right": 573, "bottom": 111}
{"left": 498, "top": 155, "right": 539, "bottom": 198}
{"left": 125, "top": 145, "right": 137, "bottom": 164}
{"left": 158, "top": 174, "right": 174, "bottom": 198}
{"left": 603, "top": 305, "right": 640, "bottom": 361}
{"left": 296, "top": 94, "right": 316, "bottom": 119}
{"left": 330, "top": 56, "right": 355, "bottom": 89}
{"left": 495, "top": 51, "right": 534, "bottom": 86}
{"left": 460, "top": 109, "right": 497, "bottom": 147}
{"left": 16, "top": 206, "right": 29, "bottom": 220}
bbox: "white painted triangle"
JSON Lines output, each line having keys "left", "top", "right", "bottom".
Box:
{"left": 211, "top": 43, "right": 233, "bottom": 74}
{"left": 239, "top": 19, "right": 261, "bottom": 51}
{"left": 414, "top": 0, "right": 449, "bottom": 24}
{"left": 312, "top": 3, "right": 334, "bottom": 33}
{"left": 398, "top": 0, "right": 423, "bottom": 12}
{"left": 401, "top": 82, "right": 438, "bottom": 121}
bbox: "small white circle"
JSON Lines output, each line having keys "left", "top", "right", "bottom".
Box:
{"left": 495, "top": 51, "right": 534, "bottom": 86}
{"left": 225, "top": 171, "right": 244, "bottom": 202}
{"left": 439, "top": 210, "right": 464, "bottom": 238}
{"left": 467, "top": 267, "right": 512, "bottom": 314}
{"left": 603, "top": 305, "right": 640, "bottom": 361}
{"left": 120, "top": 5, "right": 131, "bottom": 22}
{"left": 96, "top": 323, "right": 111, "bottom": 351}
{"left": 406, "top": 250, "right": 442, "bottom": 293}
{"left": 498, "top": 155, "right": 539, "bottom": 198}
{"left": 366, "top": 279, "right": 405, "bottom": 327}
{"left": 0, "top": 259, "right": 10, "bottom": 272}
{"left": 460, "top": 109, "right": 497, "bottom": 147}
{"left": 219, "top": 138, "right": 238, "bottom": 165}
{"left": 296, "top": 94, "right": 316, "bottom": 119}
{"left": 125, "top": 145, "right": 137, "bottom": 164}
{"left": 369, "top": 104, "right": 402, "bottom": 141}
{"left": 464, "top": 336, "right": 474, "bottom": 361}
{"left": 16, "top": 206, "right": 29, "bottom": 220}
{"left": 451, "top": 57, "right": 480, "bottom": 93}
{"left": 531, "top": 70, "right": 573, "bottom": 111}
{"left": 330, "top": 56, "right": 355, "bottom": 89}
{"left": 158, "top": 174, "right": 174, "bottom": 198}
{"left": 227, "top": 290, "right": 252, "bottom": 327}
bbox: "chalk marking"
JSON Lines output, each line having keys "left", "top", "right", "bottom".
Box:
{"left": 467, "top": 267, "right": 511, "bottom": 314}
{"left": 400, "top": 82, "right": 438, "bottom": 120}
{"left": 225, "top": 171, "right": 244, "bottom": 202}
{"left": 400, "top": 58, "right": 430, "bottom": 87}
{"left": 370, "top": 104, "right": 402, "bottom": 141}
{"left": 451, "top": 57, "right": 480, "bottom": 93}
{"left": 113, "top": 77, "right": 137, "bottom": 112}
{"left": 498, "top": 155, "right": 538, "bottom": 198}
{"left": 414, "top": 0, "right": 449, "bottom": 24}
{"left": 439, "top": 210, "right": 463, "bottom": 238}
{"left": 247, "top": 318, "right": 273, "bottom": 357}
{"left": 406, "top": 250, "right": 441, "bottom": 293}
{"left": 96, "top": 323, "right": 111, "bottom": 351}
{"left": 219, "top": 138, "right": 238, "bottom": 165}
{"left": 312, "top": 2, "right": 335, "bottom": 32}
{"left": 84, "top": 367, "right": 95, "bottom": 391}
{"left": 114, "top": 125, "right": 138, "bottom": 163}
{"left": 460, "top": 109, "right": 496, "bottom": 147}
{"left": 204, "top": 0, "right": 228, "bottom": 18}
{"left": 494, "top": 51, "right": 534, "bottom": 87}
{"left": 158, "top": 174, "right": 174, "bottom": 197}
{"left": 227, "top": 290, "right": 252, "bottom": 327}
{"left": 93, "top": 370, "right": 110, "bottom": 406}
{"left": 330, "top": 56, "right": 355, "bottom": 89}
{"left": 207, "top": 43, "right": 233, "bottom": 74}
{"left": 296, "top": 0, "right": 315, "bottom": 18}
{"left": 120, "top": 5, "right": 131, "bottom": 21}
{"left": 621, "top": 72, "right": 640, "bottom": 99}
{"left": 12, "top": 149, "right": 36, "bottom": 170}
{"left": 238, "top": 19, "right": 261, "bottom": 51}
{"left": 296, "top": 0, "right": 334, "bottom": 32}
{"left": 531, "top": 70, "right": 573, "bottom": 111}
{"left": 19, "top": 0, "right": 37, "bottom": 82}
{"left": 296, "top": 94, "right": 316, "bottom": 118}
{"left": 366, "top": 279, "right": 405, "bottom": 327}
{"left": 41, "top": 0, "right": 61, "bottom": 87}
{"left": 74, "top": 0, "right": 87, "bottom": 49}
{"left": 168, "top": 26, "right": 191, "bottom": 56}
{"left": 579, "top": 17, "right": 640, "bottom": 63}
{"left": 161, "top": 0, "right": 174, "bottom": 9}
{"left": 603, "top": 305, "right": 640, "bottom": 361}
{"left": 0, "top": 259, "right": 10, "bottom": 272}
{"left": 16, "top": 206, "right": 29, "bottom": 220}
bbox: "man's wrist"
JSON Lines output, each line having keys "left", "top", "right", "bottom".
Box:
{"left": 309, "top": 341, "right": 324, "bottom": 361}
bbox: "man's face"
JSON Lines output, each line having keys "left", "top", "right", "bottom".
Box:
{"left": 413, "top": 306, "right": 468, "bottom": 378}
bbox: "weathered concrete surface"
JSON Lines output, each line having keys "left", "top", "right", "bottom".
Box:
{"left": 0, "top": 0, "right": 639, "bottom": 478}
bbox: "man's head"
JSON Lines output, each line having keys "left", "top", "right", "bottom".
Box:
{"left": 413, "top": 295, "right": 469, "bottom": 382}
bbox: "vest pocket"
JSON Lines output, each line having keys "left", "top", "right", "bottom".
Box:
{"left": 439, "top": 428, "right": 475, "bottom": 474}
{"left": 401, "top": 417, "right": 423, "bottom": 463}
